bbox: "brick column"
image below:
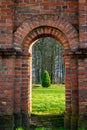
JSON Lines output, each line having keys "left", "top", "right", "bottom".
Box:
{"left": 0, "top": 53, "right": 15, "bottom": 129}
{"left": 70, "top": 58, "right": 78, "bottom": 130}
{"left": 78, "top": 57, "right": 87, "bottom": 129}
{"left": 14, "top": 55, "right": 22, "bottom": 128}
{"left": 64, "top": 56, "right": 72, "bottom": 129}
{"left": 78, "top": 0, "right": 87, "bottom": 129}
{"left": 64, "top": 52, "right": 79, "bottom": 130}
{"left": 0, "top": 1, "right": 15, "bottom": 127}
{"left": 21, "top": 53, "right": 32, "bottom": 128}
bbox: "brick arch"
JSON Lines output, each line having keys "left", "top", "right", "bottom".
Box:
{"left": 23, "top": 26, "right": 69, "bottom": 54}
{"left": 14, "top": 14, "right": 79, "bottom": 129}
{"left": 14, "top": 14, "right": 79, "bottom": 52}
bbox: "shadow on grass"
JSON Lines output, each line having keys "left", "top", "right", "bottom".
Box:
{"left": 30, "top": 113, "right": 64, "bottom": 129}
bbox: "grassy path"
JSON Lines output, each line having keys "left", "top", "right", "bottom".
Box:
{"left": 30, "top": 84, "right": 65, "bottom": 129}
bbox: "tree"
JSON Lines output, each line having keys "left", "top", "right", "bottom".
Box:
{"left": 41, "top": 70, "right": 51, "bottom": 87}
{"left": 32, "top": 37, "right": 65, "bottom": 84}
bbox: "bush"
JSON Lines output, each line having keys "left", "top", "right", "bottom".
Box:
{"left": 41, "top": 70, "right": 51, "bottom": 87}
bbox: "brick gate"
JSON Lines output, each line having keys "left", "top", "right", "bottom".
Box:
{"left": 0, "top": 0, "right": 87, "bottom": 130}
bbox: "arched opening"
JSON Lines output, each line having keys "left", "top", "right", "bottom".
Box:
{"left": 31, "top": 37, "right": 65, "bottom": 129}
{"left": 32, "top": 37, "right": 65, "bottom": 84}
{"left": 14, "top": 14, "right": 79, "bottom": 129}
{"left": 21, "top": 26, "right": 71, "bottom": 115}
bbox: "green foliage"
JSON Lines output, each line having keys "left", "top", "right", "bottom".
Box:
{"left": 41, "top": 70, "right": 51, "bottom": 87}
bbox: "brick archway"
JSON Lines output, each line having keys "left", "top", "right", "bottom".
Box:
{"left": 14, "top": 14, "right": 79, "bottom": 129}
{"left": 14, "top": 14, "right": 79, "bottom": 51}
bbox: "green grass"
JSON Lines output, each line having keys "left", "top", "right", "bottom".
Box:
{"left": 16, "top": 127, "right": 87, "bottom": 130}
{"left": 17, "top": 84, "right": 66, "bottom": 130}
{"left": 31, "top": 84, "right": 65, "bottom": 129}
{"left": 16, "top": 84, "right": 87, "bottom": 130}
{"left": 16, "top": 128, "right": 24, "bottom": 130}
{"left": 16, "top": 126, "right": 87, "bottom": 130}
{"left": 32, "top": 84, "right": 65, "bottom": 115}
{"left": 16, "top": 128, "right": 65, "bottom": 130}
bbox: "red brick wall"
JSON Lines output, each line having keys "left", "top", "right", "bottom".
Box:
{"left": 79, "top": 0, "right": 87, "bottom": 48}
{"left": 13, "top": 14, "right": 79, "bottom": 129}
{"left": 14, "top": 0, "right": 78, "bottom": 29}
{"left": 78, "top": 0, "right": 87, "bottom": 127}
{"left": 0, "top": 57, "right": 15, "bottom": 115}
{"left": 0, "top": 0, "right": 14, "bottom": 48}
{"left": 1, "top": 0, "right": 87, "bottom": 129}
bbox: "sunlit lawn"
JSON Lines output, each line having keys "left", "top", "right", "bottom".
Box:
{"left": 30, "top": 84, "right": 65, "bottom": 129}
{"left": 32, "top": 84, "right": 65, "bottom": 115}
{"left": 17, "top": 84, "right": 66, "bottom": 129}
{"left": 16, "top": 85, "right": 86, "bottom": 130}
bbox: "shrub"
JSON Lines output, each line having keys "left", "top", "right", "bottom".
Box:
{"left": 41, "top": 70, "right": 51, "bottom": 87}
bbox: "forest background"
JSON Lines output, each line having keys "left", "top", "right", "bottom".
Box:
{"left": 32, "top": 37, "right": 65, "bottom": 84}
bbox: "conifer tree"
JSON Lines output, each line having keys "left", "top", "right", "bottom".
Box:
{"left": 41, "top": 70, "right": 51, "bottom": 87}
